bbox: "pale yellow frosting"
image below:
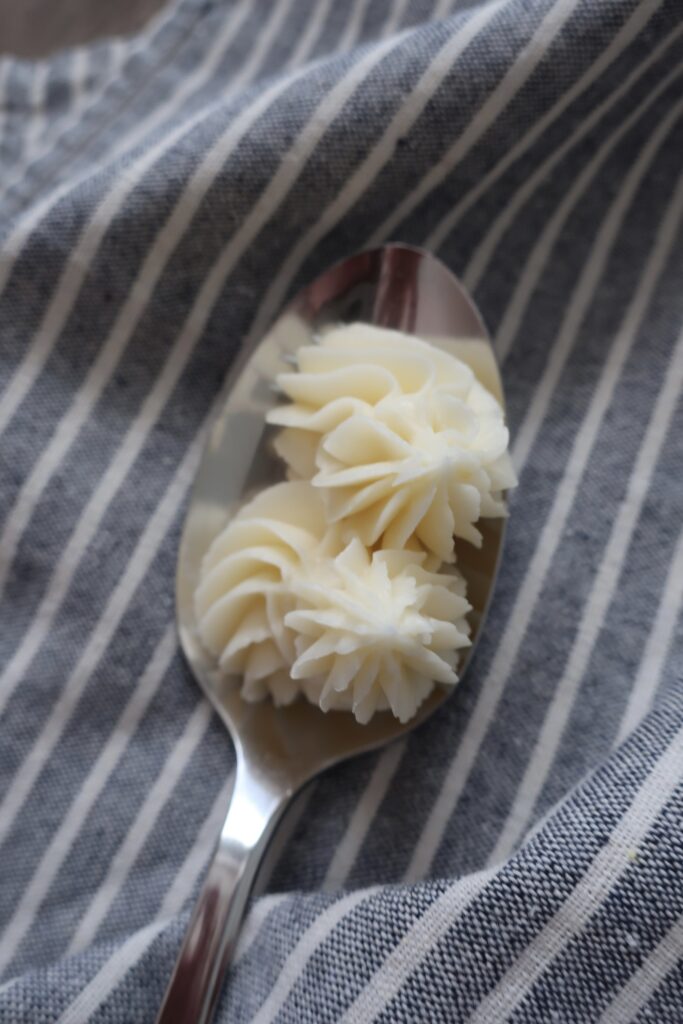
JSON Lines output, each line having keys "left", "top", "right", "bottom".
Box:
{"left": 286, "top": 538, "right": 470, "bottom": 723}
{"left": 194, "top": 481, "right": 470, "bottom": 721}
{"left": 267, "top": 323, "right": 516, "bottom": 562}
{"left": 194, "top": 482, "right": 329, "bottom": 706}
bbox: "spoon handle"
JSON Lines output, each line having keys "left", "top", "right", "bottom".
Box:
{"left": 155, "top": 759, "right": 290, "bottom": 1024}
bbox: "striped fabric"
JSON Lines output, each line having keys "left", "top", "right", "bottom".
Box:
{"left": 1, "top": 0, "right": 682, "bottom": 1019}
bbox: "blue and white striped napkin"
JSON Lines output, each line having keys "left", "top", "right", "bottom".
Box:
{"left": 1, "top": 0, "right": 682, "bottom": 1019}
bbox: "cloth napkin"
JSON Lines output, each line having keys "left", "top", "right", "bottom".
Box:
{"left": 1, "top": 0, "right": 682, "bottom": 1020}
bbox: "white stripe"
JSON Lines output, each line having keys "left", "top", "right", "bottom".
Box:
{"left": 234, "top": 893, "right": 291, "bottom": 963}
{"left": 158, "top": 774, "right": 233, "bottom": 920}
{"left": 457, "top": 8, "right": 679, "bottom": 286}
{"left": 0, "top": 0, "right": 256, "bottom": 441}
{"left": 467, "top": 724, "right": 683, "bottom": 1024}
{"left": 250, "top": 888, "right": 378, "bottom": 1024}
{"left": 374, "top": 0, "right": 598, "bottom": 246}
{"left": 339, "top": 870, "right": 493, "bottom": 1022}
{"left": 382, "top": 0, "right": 413, "bottom": 36}
{"left": 56, "top": 918, "right": 168, "bottom": 1024}
{"left": 431, "top": 0, "right": 457, "bottom": 19}
{"left": 244, "top": 0, "right": 506, "bottom": 350}
{"left": 598, "top": 912, "right": 683, "bottom": 1024}
{"left": 616, "top": 524, "right": 683, "bottom": 745}
{"left": 106, "top": 39, "right": 129, "bottom": 77}
{"left": 0, "top": 430, "right": 202, "bottom": 846}
{"left": 338, "top": 0, "right": 372, "bottom": 53}
{"left": 323, "top": 740, "right": 406, "bottom": 890}
{"left": 67, "top": 47, "right": 90, "bottom": 116}
{"left": 0, "top": 975, "right": 18, "bottom": 998}
{"left": 0, "top": 625, "right": 177, "bottom": 958}
{"left": 24, "top": 62, "right": 50, "bottom": 159}
{"left": 284, "top": 0, "right": 333, "bottom": 69}
{"left": 490, "top": 313, "right": 683, "bottom": 863}
{"left": 67, "top": 699, "right": 213, "bottom": 957}
{"left": 403, "top": 72, "right": 683, "bottom": 885}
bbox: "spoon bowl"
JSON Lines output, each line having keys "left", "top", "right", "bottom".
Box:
{"left": 157, "top": 244, "right": 507, "bottom": 1024}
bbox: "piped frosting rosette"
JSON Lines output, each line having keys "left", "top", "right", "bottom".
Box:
{"left": 194, "top": 482, "right": 328, "bottom": 706}
{"left": 194, "top": 481, "right": 470, "bottom": 721}
{"left": 287, "top": 537, "right": 470, "bottom": 723}
{"left": 267, "top": 323, "right": 517, "bottom": 562}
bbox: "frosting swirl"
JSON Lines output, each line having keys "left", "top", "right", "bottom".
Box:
{"left": 286, "top": 538, "right": 470, "bottom": 723}
{"left": 268, "top": 323, "right": 516, "bottom": 562}
{"left": 194, "top": 482, "right": 328, "bottom": 706}
{"left": 194, "top": 482, "right": 470, "bottom": 721}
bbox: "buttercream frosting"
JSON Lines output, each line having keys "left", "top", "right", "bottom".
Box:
{"left": 194, "top": 482, "right": 470, "bottom": 721}
{"left": 194, "top": 482, "right": 329, "bottom": 705}
{"left": 267, "top": 322, "right": 516, "bottom": 562}
{"left": 287, "top": 537, "right": 470, "bottom": 723}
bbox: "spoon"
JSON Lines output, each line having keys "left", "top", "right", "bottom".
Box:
{"left": 156, "top": 243, "right": 508, "bottom": 1023}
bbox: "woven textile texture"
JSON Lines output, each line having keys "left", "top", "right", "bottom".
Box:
{"left": 1, "top": 0, "right": 683, "bottom": 1020}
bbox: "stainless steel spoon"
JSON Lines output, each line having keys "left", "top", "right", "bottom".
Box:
{"left": 156, "top": 243, "right": 508, "bottom": 1023}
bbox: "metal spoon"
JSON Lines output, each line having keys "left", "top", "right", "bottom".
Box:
{"left": 156, "top": 243, "right": 508, "bottom": 1023}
